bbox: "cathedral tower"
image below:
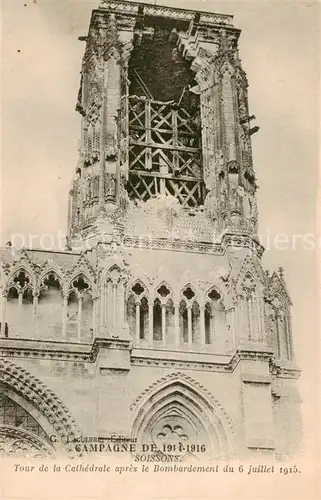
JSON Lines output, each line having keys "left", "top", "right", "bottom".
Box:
{"left": 68, "top": 0, "right": 259, "bottom": 247}
{"left": 0, "top": 0, "right": 301, "bottom": 460}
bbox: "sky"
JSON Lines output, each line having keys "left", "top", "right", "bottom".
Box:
{"left": 1, "top": 0, "right": 320, "bottom": 454}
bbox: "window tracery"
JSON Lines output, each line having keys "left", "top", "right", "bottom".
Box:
{"left": 265, "top": 293, "right": 292, "bottom": 361}
{"left": 67, "top": 274, "right": 93, "bottom": 342}
{"left": 236, "top": 270, "right": 265, "bottom": 345}
{"left": 204, "top": 288, "right": 223, "bottom": 345}
{"left": 179, "top": 285, "right": 199, "bottom": 346}
{"left": 126, "top": 280, "right": 149, "bottom": 342}
{"left": 0, "top": 394, "right": 49, "bottom": 443}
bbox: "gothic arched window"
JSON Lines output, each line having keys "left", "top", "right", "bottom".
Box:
{"left": 6, "top": 269, "right": 34, "bottom": 339}
{"left": 38, "top": 273, "right": 63, "bottom": 341}
{"left": 153, "top": 283, "right": 172, "bottom": 344}
{"left": 204, "top": 288, "right": 226, "bottom": 348}
{"left": 126, "top": 280, "right": 149, "bottom": 343}
{"left": 179, "top": 286, "right": 199, "bottom": 346}
{"left": 67, "top": 274, "right": 93, "bottom": 343}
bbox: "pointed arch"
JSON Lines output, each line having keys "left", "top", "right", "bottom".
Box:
{"left": 4, "top": 249, "right": 39, "bottom": 283}
{"left": 69, "top": 254, "right": 96, "bottom": 285}
{"left": 220, "top": 59, "right": 236, "bottom": 76}
{"left": 65, "top": 272, "right": 94, "bottom": 342}
{"left": 4, "top": 267, "right": 37, "bottom": 339}
{"left": 178, "top": 283, "right": 201, "bottom": 346}
{"left": 234, "top": 256, "right": 266, "bottom": 343}
{"left": 153, "top": 280, "right": 173, "bottom": 299}
{"left": 180, "top": 282, "right": 199, "bottom": 301}
{"left": 266, "top": 272, "right": 292, "bottom": 308}
{"left": 265, "top": 272, "right": 293, "bottom": 361}
{"left": 204, "top": 284, "right": 223, "bottom": 304}
{"left": 126, "top": 278, "right": 150, "bottom": 343}
{"left": 68, "top": 272, "right": 92, "bottom": 296}
{"left": 0, "top": 389, "right": 54, "bottom": 457}
{"left": 38, "top": 266, "right": 65, "bottom": 294}
{"left": 126, "top": 278, "right": 150, "bottom": 300}
{"left": 106, "top": 263, "right": 123, "bottom": 280}
{"left": 131, "top": 372, "right": 235, "bottom": 459}
{"left": 236, "top": 256, "right": 265, "bottom": 291}
{"left": 5, "top": 265, "right": 36, "bottom": 295}
{"left": 203, "top": 285, "right": 227, "bottom": 347}
{"left": 0, "top": 359, "right": 81, "bottom": 456}
{"left": 105, "top": 46, "right": 121, "bottom": 62}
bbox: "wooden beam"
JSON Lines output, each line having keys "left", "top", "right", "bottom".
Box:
{"left": 129, "top": 140, "right": 199, "bottom": 153}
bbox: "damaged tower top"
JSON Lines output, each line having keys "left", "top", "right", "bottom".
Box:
{"left": 68, "top": 0, "right": 260, "bottom": 251}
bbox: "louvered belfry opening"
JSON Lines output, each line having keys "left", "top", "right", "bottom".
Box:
{"left": 127, "top": 21, "right": 204, "bottom": 207}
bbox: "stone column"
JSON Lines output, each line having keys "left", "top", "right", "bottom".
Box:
{"left": 99, "top": 80, "right": 107, "bottom": 210}
{"left": 112, "top": 282, "right": 117, "bottom": 331}
{"left": 211, "top": 309, "right": 215, "bottom": 344}
{"left": 259, "top": 298, "right": 266, "bottom": 343}
{"left": 187, "top": 304, "right": 192, "bottom": 347}
{"left": 92, "top": 297, "right": 97, "bottom": 340}
{"left": 231, "top": 307, "right": 237, "bottom": 349}
{"left": 107, "top": 281, "right": 113, "bottom": 332}
{"left": 62, "top": 294, "right": 68, "bottom": 339}
{"left": 199, "top": 305, "right": 205, "bottom": 346}
{"left": 77, "top": 296, "right": 83, "bottom": 342}
{"left": 117, "top": 281, "right": 125, "bottom": 334}
{"left": 174, "top": 302, "right": 180, "bottom": 347}
{"left": 135, "top": 301, "right": 140, "bottom": 344}
{"left": 240, "top": 297, "right": 247, "bottom": 343}
{"left": 254, "top": 296, "right": 262, "bottom": 342}
{"left": 286, "top": 314, "right": 294, "bottom": 362}
{"left": 0, "top": 293, "right": 7, "bottom": 337}
{"left": 224, "top": 307, "right": 234, "bottom": 351}
{"left": 161, "top": 303, "right": 166, "bottom": 347}
{"left": 99, "top": 51, "right": 121, "bottom": 211}
{"left": 221, "top": 69, "right": 237, "bottom": 163}
{"left": 17, "top": 291, "right": 23, "bottom": 335}
{"left": 248, "top": 297, "right": 254, "bottom": 341}
{"left": 275, "top": 312, "right": 281, "bottom": 358}
{"left": 32, "top": 293, "right": 38, "bottom": 337}
{"left": 234, "top": 301, "right": 240, "bottom": 346}
{"left": 100, "top": 282, "right": 105, "bottom": 332}
{"left": 148, "top": 302, "right": 153, "bottom": 346}
{"left": 277, "top": 311, "right": 287, "bottom": 361}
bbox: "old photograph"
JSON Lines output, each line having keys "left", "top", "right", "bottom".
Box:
{"left": 0, "top": 0, "right": 319, "bottom": 497}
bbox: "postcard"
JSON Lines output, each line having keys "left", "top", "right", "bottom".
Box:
{"left": 0, "top": 0, "right": 319, "bottom": 498}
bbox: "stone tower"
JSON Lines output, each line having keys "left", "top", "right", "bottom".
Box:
{"left": 0, "top": 0, "right": 301, "bottom": 460}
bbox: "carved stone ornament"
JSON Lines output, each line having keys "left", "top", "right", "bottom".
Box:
{"left": 241, "top": 273, "right": 256, "bottom": 298}
{"left": 0, "top": 426, "right": 54, "bottom": 458}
